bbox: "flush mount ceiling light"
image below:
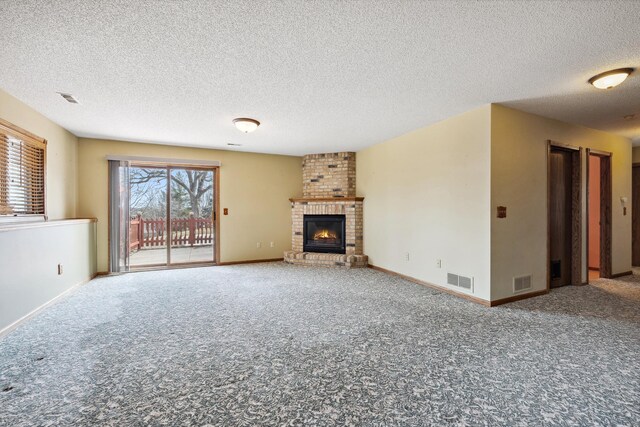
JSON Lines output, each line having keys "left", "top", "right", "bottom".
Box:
{"left": 232, "top": 118, "right": 260, "bottom": 133}
{"left": 588, "top": 68, "right": 633, "bottom": 89}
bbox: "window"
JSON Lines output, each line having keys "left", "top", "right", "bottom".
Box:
{"left": 0, "top": 118, "right": 46, "bottom": 219}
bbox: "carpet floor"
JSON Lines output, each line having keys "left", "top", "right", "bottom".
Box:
{"left": 1, "top": 263, "right": 639, "bottom": 426}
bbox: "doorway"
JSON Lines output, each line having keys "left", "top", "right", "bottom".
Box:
{"left": 586, "top": 150, "right": 612, "bottom": 281}
{"left": 548, "top": 143, "right": 581, "bottom": 288}
{"left": 634, "top": 163, "right": 640, "bottom": 266}
{"left": 109, "top": 161, "right": 219, "bottom": 272}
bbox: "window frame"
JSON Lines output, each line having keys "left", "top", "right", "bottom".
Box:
{"left": 0, "top": 117, "right": 47, "bottom": 222}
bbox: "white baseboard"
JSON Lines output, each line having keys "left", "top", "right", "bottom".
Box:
{"left": 0, "top": 274, "right": 96, "bottom": 339}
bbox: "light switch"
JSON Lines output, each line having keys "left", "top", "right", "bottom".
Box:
{"left": 223, "top": 208, "right": 228, "bottom": 215}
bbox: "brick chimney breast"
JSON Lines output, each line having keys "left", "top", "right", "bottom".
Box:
{"left": 286, "top": 151, "right": 367, "bottom": 268}
{"left": 302, "top": 152, "right": 356, "bottom": 198}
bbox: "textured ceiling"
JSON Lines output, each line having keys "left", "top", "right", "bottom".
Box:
{"left": 0, "top": 0, "right": 639, "bottom": 155}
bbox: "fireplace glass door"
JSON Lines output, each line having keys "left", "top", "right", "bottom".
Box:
{"left": 303, "top": 215, "right": 346, "bottom": 254}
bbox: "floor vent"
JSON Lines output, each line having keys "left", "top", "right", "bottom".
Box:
{"left": 447, "top": 273, "right": 474, "bottom": 292}
{"left": 513, "top": 275, "right": 532, "bottom": 293}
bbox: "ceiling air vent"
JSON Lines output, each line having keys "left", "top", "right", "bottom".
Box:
{"left": 447, "top": 273, "right": 474, "bottom": 292}
{"left": 513, "top": 275, "right": 532, "bottom": 293}
{"left": 58, "top": 92, "right": 79, "bottom": 104}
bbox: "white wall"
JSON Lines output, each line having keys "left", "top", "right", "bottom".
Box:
{"left": 357, "top": 106, "right": 492, "bottom": 301}
{"left": 0, "top": 221, "right": 97, "bottom": 333}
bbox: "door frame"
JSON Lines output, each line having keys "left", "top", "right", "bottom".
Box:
{"left": 547, "top": 141, "right": 582, "bottom": 289}
{"left": 585, "top": 149, "right": 612, "bottom": 280}
{"left": 109, "top": 161, "right": 220, "bottom": 271}
{"left": 633, "top": 163, "right": 640, "bottom": 267}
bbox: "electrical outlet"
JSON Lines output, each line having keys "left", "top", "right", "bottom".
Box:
{"left": 256, "top": 242, "right": 262, "bottom": 248}
{"left": 57, "top": 264, "right": 63, "bottom": 275}
{"left": 436, "top": 259, "right": 442, "bottom": 268}
{"left": 270, "top": 242, "right": 275, "bottom": 248}
{"left": 405, "top": 252, "right": 410, "bottom": 261}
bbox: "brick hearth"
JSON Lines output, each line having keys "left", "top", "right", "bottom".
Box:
{"left": 284, "top": 152, "right": 368, "bottom": 268}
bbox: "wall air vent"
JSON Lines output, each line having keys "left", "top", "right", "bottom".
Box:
{"left": 447, "top": 273, "right": 474, "bottom": 292}
{"left": 513, "top": 275, "right": 532, "bottom": 293}
{"left": 57, "top": 92, "right": 79, "bottom": 104}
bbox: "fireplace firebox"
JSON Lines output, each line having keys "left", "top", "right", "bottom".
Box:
{"left": 303, "top": 215, "right": 346, "bottom": 254}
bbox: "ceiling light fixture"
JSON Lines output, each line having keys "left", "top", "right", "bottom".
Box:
{"left": 588, "top": 68, "right": 633, "bottom": 89}
{"left": 233, "top": 118, "right": 260, "bottom": 133}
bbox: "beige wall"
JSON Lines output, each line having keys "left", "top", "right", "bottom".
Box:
{"left": 77, "top": 139, "right": 302, "bottom": 272}
{"left": 357, "top": 106, "right": 492, "bottom": 300}
{"left": 633, "top": 146, "right": 640, "bottom": 163}
{"left": 0, "top": 89, "right": 78, "bottom": 219}
{"left": 358, "top": 103, "right": 631, "bottom": 303}
{"left": 491, "top": 104, "right": 632, "bottom": 300}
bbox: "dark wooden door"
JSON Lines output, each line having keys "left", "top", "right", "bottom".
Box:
{"left": 549, "top": 148, "right": 573, "bottom": 287}
{"left": 633, "top": 165, "right": 640, "bottom": 266}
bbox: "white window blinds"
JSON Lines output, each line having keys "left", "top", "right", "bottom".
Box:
{"left": 0, "top": 119, "right": 46, "bottom": 217}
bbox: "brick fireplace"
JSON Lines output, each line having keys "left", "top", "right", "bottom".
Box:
{"left": 284, "top": 152, "right": 368, "bottom": 268}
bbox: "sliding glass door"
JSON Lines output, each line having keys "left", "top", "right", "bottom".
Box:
{"left": 129, "top": 165, "right": 168, "bottom": 268}
{"left": 168, "top": 168, "right": 214, "bottom": 265}
{"left": 109, "top": 162, "right": 217, "bottom": 272}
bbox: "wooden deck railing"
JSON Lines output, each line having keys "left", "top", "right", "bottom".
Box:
{"left": 129, "top": 214, "right": 213, "bottom": 251}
